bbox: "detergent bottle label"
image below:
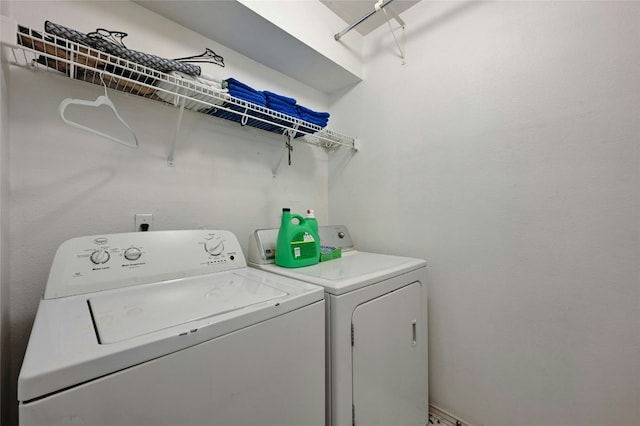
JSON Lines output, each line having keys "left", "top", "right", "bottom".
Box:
{"left": 291, "top": 232, "right": 317, "bottom": 259}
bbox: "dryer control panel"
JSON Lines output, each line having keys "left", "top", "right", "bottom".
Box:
{"left": 44, "top": 230, "right": 246, "bottom": 299}
{"left": 248, "top": 225, "right": 354, "bottom": 265}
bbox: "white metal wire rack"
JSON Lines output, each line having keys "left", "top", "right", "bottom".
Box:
{"left": 2, "top": 23, "right": 358, "bottom": 169}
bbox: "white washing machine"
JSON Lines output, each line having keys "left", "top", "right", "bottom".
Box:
{"left": 18, "top": 229, "right": 325, "bottom": 426}
{"left": 248, "top": 225, "right": 428, "bottom": 426}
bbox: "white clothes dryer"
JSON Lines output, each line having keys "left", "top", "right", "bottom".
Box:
{"left": 18, "top": 230, "right": 325, "bottom": 426}
{"left": 248, "top": 225, "right": 428, "bottom": 426}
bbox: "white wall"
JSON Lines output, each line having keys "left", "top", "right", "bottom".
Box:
{"left": 0, "top": 2, "right": 13, "bottom": 421}
{"left": 0, "top": 63, "right": 8, "bottom": 426}
{"left": 329, "top": 1, "right": 640, "bottom": 425}
{"left": 5, "top": 1, "right": 334, "bottom": 424}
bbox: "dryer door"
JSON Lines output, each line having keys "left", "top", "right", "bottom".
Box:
{"left": 351, "top": 281, "right": 428, "bottom": 426}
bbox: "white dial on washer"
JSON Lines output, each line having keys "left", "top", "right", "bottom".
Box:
{"left": 204, "top": 237, "right": 225, "bottom": 256}
{"left": 90, "top": 249, "right": 110, "bottom": 264}
{"left": 124, "top": 247, "right": 142, "bottom": 261}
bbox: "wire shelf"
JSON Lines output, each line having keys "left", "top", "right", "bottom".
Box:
{"left": 2, "top": 24, "right": 357, "bottom": 153}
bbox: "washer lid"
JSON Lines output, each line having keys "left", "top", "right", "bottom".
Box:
{"left": 18, "top": 268, "right": 323, "bottom": 402}
{"left": 89, "top": 273, "right": 288, "bottom": 343}
{"left": 258, "top": 251, "right": 426, "bottom": 295}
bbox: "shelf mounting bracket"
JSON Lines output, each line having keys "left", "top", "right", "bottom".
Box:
{"left": 168, "top": 96, "right": 186, "bottom": 167}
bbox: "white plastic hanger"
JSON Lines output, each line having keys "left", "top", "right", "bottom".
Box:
{"left": 58, "top": 73, "right": 139, "bottom": 148}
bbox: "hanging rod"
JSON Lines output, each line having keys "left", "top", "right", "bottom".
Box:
{"left": 334, "top": 0, "right": 398, "bottom": 41}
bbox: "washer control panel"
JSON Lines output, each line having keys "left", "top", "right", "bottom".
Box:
{"left": 45, "top": 230, "right": 246, "bottom": 299}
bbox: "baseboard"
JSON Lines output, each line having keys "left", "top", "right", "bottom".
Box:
{"left": 429, "top": 404, "right": 475, "bottom": 426}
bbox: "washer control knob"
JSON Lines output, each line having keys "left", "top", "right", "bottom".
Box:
{"left": 338, "top": 231, "right": 345, "bottom": 238}
{"left": 204, "top": 239, "right": 224, "bottom": 256}
{"left": 90, "top": 249, "right": 110, "bottom": 265}
{"left": 124, "top": 247, "right": 142, "bottom": 261}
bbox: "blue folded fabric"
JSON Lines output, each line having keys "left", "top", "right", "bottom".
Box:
{"left": 302, "top": 114, "right": 329, "bottom": 124}
{"left": 229, "top": 89, "right": 263, "bottom": 102}
{"left": 229, "top": 87, "right": 267, "bottom": 106}
{"left": 225, "top": 78, "right": 260, "bottom": 94}
{"left": 296, "top": 105, "right": 330, "bottom": 128}
{"left": 233, "top": 93, "right": 266, "bottom": 107}
{"left": 228, "top": 86, "right": 261, "bottom": 99}
{"left": 300, "top": 116, "right": 327, "bottom": 125}
{"left": 228, "top": 86, "right": 260, "bottom": 98}
{"left": 272, "top": 108, "right": 299, "bottom": 117}
{"left": 274, "top": 110, "right": 300, "bottom": 119}
{"left": 297, "top": 105, "right": 330, "bottom": 119}
{"left": 267, "top": 100, "right": 299, "bottom": 117}
{"left": 298, "top": 110, "right": 328, "bottom": 120}
{"left": 267, "top": 97, "right": 296, "bottom": 109}
{"left": 263, "top": 91, "right": 297, "bottom": 105}
{"left": 213, "top": 80, "right": 328, "bottom": 136}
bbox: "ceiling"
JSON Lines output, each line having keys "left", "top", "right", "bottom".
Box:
{"left": 134, "top": 0, "right": 422, "bottom": 93}
{"left": 320, "top": 0, "right": 421, "bottom": 36}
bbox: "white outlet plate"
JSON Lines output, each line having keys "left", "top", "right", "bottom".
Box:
{"left": 134, "top": 214, "right": 153, "bottom": 232}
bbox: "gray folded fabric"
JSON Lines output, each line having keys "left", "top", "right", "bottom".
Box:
{"left": 44, "top": 20, "right": 201, "bottom": 76}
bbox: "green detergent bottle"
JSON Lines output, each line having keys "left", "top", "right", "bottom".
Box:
{"left": 275, "top": 208, "right": 320, "bottom": 268}
{"left": 305, "top": 209, "right": 319, "bottom": 241}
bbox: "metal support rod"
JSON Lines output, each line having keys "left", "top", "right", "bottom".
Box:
{"left": 334, "top": 0, "right": 397, "bottom": 41}
{"left": 168, "top": 97, "right": 186, "bottom": 167}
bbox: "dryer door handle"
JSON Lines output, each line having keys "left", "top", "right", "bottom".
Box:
{"left": 411, "top": 320, "right": 417, "bottom": 346}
